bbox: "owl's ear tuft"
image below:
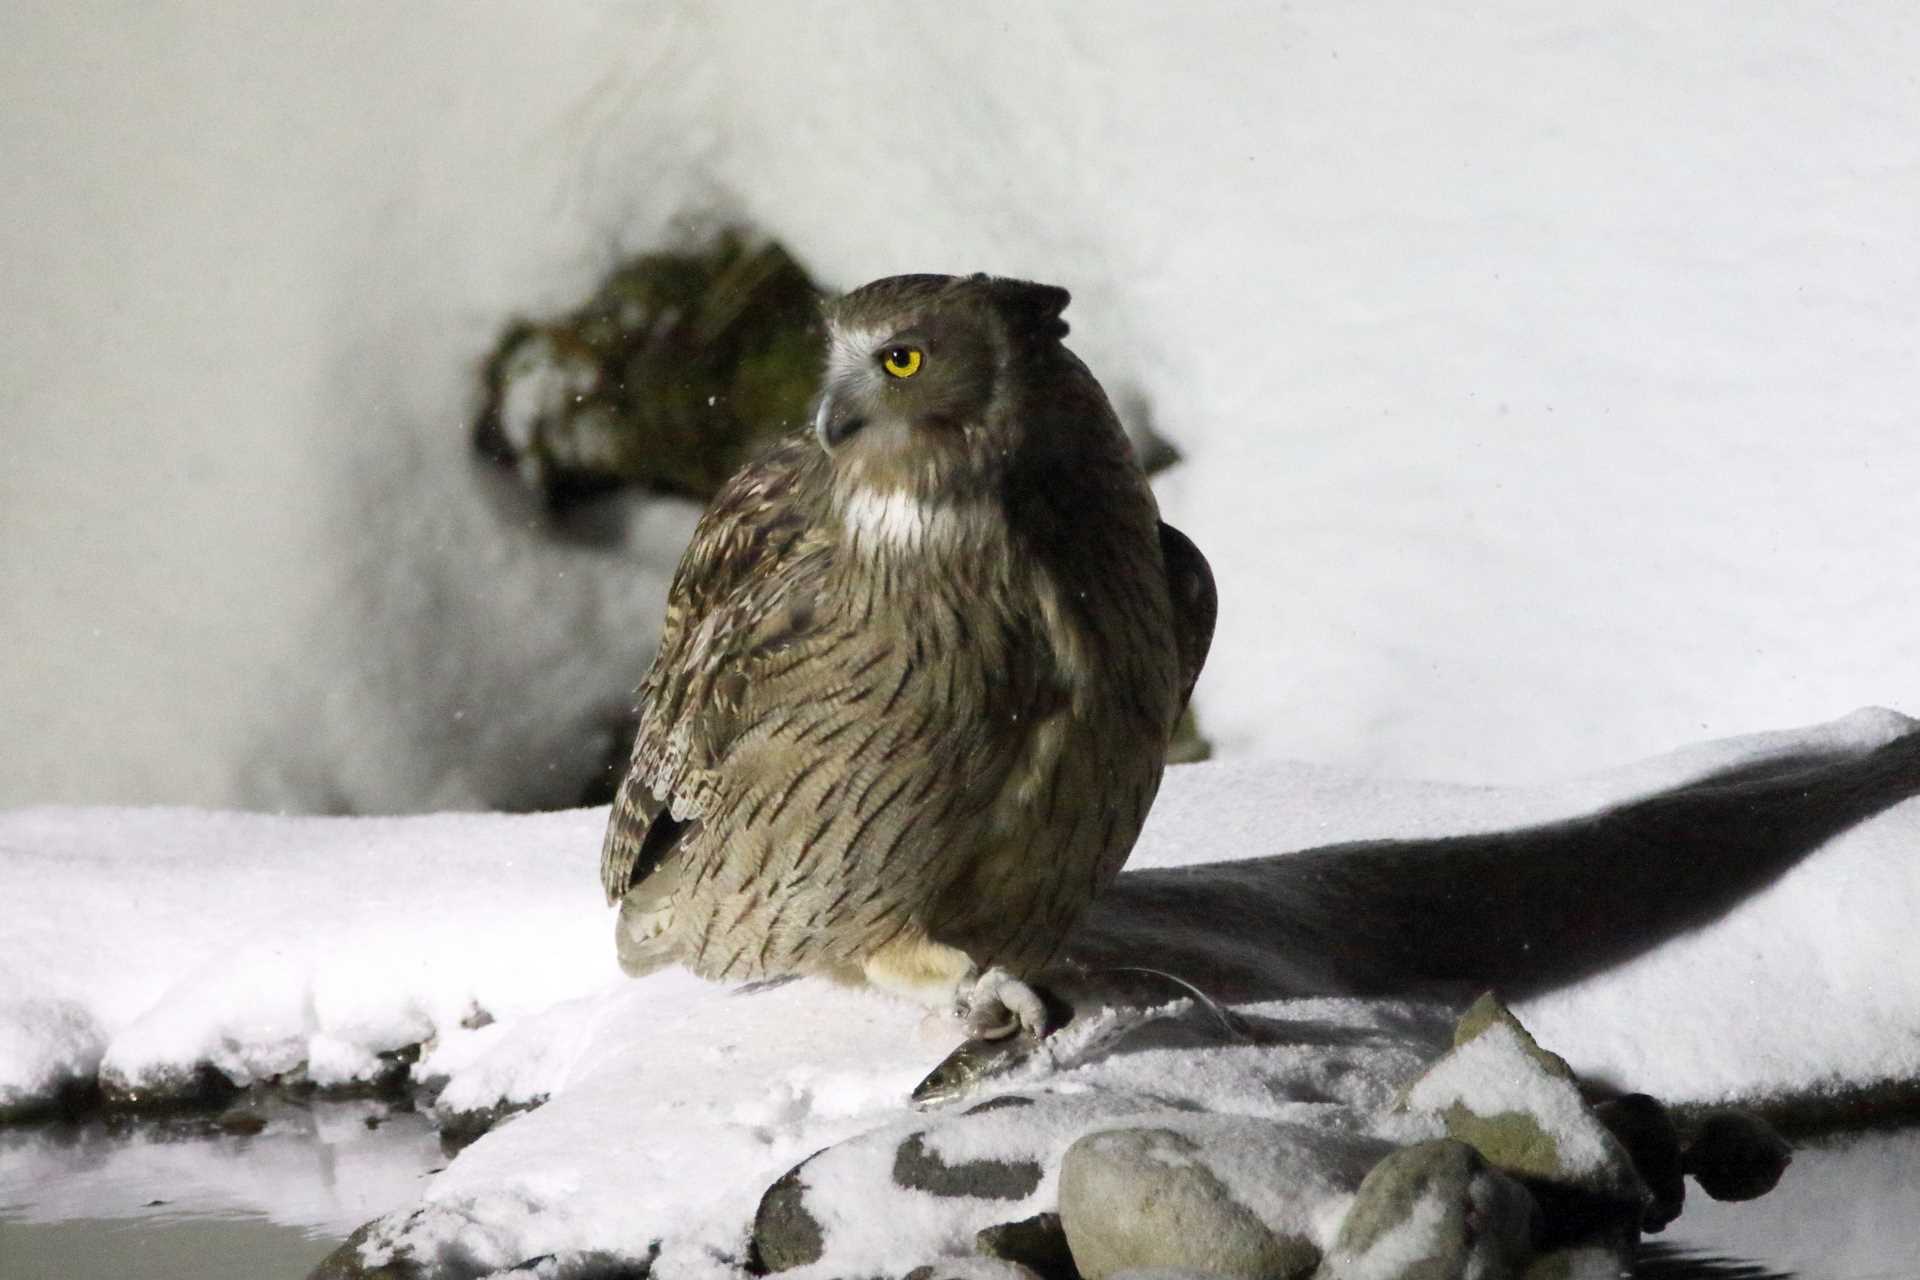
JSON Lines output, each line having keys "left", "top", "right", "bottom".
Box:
{"left": 989, "top": 278, "right": 1071, "bottom": 341}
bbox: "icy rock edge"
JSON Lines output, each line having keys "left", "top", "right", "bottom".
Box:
{"left": 315, "top": 995, "right": 1784, "bottom": 1280}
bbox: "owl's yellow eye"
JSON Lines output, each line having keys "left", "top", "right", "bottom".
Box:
{"left": 881, "top": 346, "right": 923, "bottom": 379}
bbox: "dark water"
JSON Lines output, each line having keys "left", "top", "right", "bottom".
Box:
{"left": 2, "top": 1105, "right": 1917, "bottom": 1278}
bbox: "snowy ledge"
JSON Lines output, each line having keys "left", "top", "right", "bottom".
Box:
{"left": 3, "top": 708, "right": 1918, "bottom": 1278}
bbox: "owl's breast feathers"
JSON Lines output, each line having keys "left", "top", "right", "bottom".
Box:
{"left": 602, "top": 419, "right": 1211, "bottom": 981}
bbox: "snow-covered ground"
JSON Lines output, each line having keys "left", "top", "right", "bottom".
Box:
{"left": 4, "top": 4, "right": 1918, "bottom": 812}
{"left": 3, "top": 711, "right": 1916, "bottom": 1273}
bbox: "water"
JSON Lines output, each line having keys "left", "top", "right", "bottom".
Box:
{"left": 1651, "top": 1124, "right": 1920, "bottom": 1280}
{"left": 0, "top": 1097, "right": 442, "bottom": 1280}
{"left": 0, "top": 1214, "right": 341, "bottom": 1280}
{"left": 2, "top": 1106, "right": 1917, "bottom": 1278}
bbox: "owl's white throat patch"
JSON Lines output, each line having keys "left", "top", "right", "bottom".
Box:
{"left": 839, "top": 486, "right": 968, "bottom": 553}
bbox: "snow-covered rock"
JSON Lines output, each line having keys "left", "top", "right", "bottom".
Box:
{"left": 1320, "top": 1140, "right": 1536, "bottom": 1280}
{"left": 1400, "top": 996, "right": 1644, "bottom": 1205}
{"left": 1056, "top": 1121, "right": 1383, "bottom": 1280}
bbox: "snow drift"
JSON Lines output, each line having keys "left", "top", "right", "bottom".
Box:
{"left": 6, "top": 4, "right": 1919, "bottom": 812}
{"left": 3, "top": 709, "right": 1917, "bottom": 1274}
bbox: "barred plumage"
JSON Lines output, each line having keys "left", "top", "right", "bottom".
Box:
{"left": 601, "top": 273, "right": 1214, "bottom": 1035}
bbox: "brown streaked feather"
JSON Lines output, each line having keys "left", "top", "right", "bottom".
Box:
{"left": 600, "top": 434, "right": 829, "bottom": 903}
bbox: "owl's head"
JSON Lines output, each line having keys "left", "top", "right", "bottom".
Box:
{"left": 812, "top": 273, "right": 1073, "bottom": 508}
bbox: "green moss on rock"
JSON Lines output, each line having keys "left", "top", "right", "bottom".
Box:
{"left": 1452, "top": 990, "right": 1578, "bottom": 1080}
{"left": 474, "top": 229, "right": 826, "bottom": 506}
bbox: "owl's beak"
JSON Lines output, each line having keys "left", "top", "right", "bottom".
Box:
{"left": 814, "top": 390, "right": 867, "bottom": 450}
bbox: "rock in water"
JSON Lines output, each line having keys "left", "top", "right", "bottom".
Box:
{"left": 1683, "top": 1110, "right": 1793, "bottom": 1201}
{"left": 1592, "top": 1093, "right": 1684, "bottom": 1230}
{"left": 903, "top": 1260, "right": 1046, "bottom": 1280}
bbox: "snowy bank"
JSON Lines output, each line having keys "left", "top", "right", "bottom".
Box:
{"left": 8, "top": 6, "right": 1920, "bottom": 810}
{"left": 3, "top": 709, "right": 1918, "bottom": 1275}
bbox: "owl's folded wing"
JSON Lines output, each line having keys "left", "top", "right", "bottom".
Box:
{"left": 601, "top": 435, "right": 829, "bottom": 904}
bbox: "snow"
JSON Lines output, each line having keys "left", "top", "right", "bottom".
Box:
{"left": 0, "top": 806, "right": 620, "bottom": 1106}
{"left": 0, "top": 1000, "right": 104, "bottom": 1110}
{"left": 1325, "top": 1193, "right": 1452, "bottom": 1280}
{"left": 1519, "top": 789, "right": 1920, "bottom": 1102}
{"left": 5, "top": 5, "right": 1919, "bottom": 813}
{"left": 2, "top": 712, "right": 1917, "bottom": 1273}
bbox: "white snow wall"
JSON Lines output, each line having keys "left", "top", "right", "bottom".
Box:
{"left": 3, "top": 2, "right": 1917, "bottom": 810}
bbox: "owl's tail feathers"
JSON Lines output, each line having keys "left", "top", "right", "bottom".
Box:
{"left": 614, "top": 889, "right": 678, "bottom": 979}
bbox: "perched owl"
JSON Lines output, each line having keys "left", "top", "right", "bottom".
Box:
{"left": 600, "top": 273, "right": 1215, "bottom": 1038}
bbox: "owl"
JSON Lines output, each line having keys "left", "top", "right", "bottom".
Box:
{"left": 600, "top": 272, "right": 1214, "bottom": 1038}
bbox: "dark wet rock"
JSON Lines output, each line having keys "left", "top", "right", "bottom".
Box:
{"left": 96, "top": 1060, "right": 244, "bottom": 1113}
{"left": 753, "top": 1090, "right": 1159, "bottom": 1274}
{"left": 1166, "top": 706, "right": 1212, "bottom": 764}
{"left": 1057, "top": 1127, "right": 1324, "bottom": 1280}
{"left": 491, "top": 1250, "right": 655, "bottom": 1279}
{"left": 894, "top": 1130, "right": 1044, "bottom": 1200}
{"left": 214, "top": 1106, "right": 269, "bottom": 1136}
{"left": 1322, "top": 1139, "right": 1538, "bottom": 1280}
{"left": 307, "top": 1217, "right": 430, "bottom": 1279}
{"left": 434, "top": 1094, "right": 546, "bottom": 1156}
{"left": 472, "top": 229, "right": 826, "bottom": 510}
{"left": 0, "top": 1074, "right": 103, "bottom": 1125}
{"left": 751, "top": 1149, "right": 828, "bottom": 1272}
{"left": 904, "top": 1259, "right": 1046, "bottom": 1280}
{"left": 975, "top": 1211, "right": 1078, "bottom": 1280}
{"left": 1109, "top": 385, "right": 1184, "bottom": 479}
{"left": 1682, "top": 1110, "right": 1793, "bottom": 1201}
{"left": 1593, "top": 1093, "right": 1684, "bottom": 1230}
{"left": 33, "top": 1035, "right": 435, "bottom": 1131}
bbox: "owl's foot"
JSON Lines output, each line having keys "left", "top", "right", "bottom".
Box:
{"left": 960, "top": 966, "right": 1052, "bottom": 1041}
{"left": 860, "top": 936, "right": 1058, "bottom": 1041}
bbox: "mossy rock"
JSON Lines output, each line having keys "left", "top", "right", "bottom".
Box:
{"left": 1399, "top": 993, "right": 1647, "bottom": 1220}
{"left": 1451, "top": 991, "right": 1577, "bottom": 1080}
{"left": 1166, "top": 706, "right": 1212, "bottom": 764}
{"left": 474, "top": 228, "right": 826, "bottom": 507}
{"left": 1323, "top": 1139, "right": 1537, "bottom": 1280}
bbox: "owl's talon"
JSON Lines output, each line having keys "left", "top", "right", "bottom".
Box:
{"left": 962, "top": 967, "right": 1052, "bottom": 1041}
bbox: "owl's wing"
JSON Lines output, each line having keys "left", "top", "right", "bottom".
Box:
{"left": 1158, "top": 520, "right": 1216, "bottom": 713}
{"left": 601, "top": 436, "right": 826, "bottom": 905}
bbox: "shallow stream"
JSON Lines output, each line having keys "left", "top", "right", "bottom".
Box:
{"left": 2, "top": 1106, "right": 1915, "bottom": 1279}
